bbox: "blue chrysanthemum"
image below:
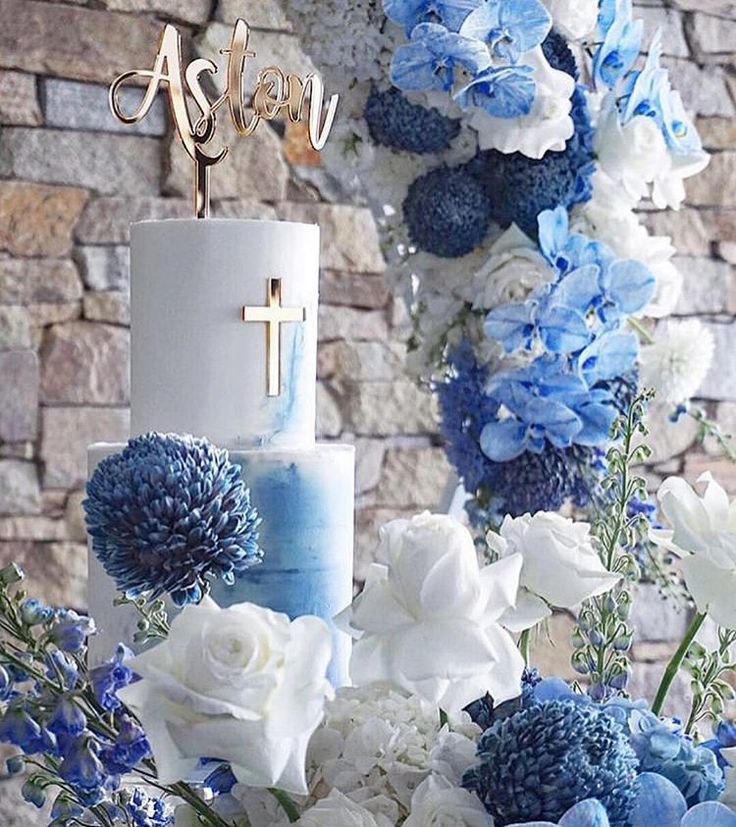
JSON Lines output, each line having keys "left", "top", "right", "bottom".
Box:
{"left": 364, "top": 87, "right": 461, "bottom": 153}
{"left": 541, "top": 29, "right": 580, "bottom": 79}
{"left": 463, "top": 700, "right": 639, "bottom": 826}
{"left": 403, "top": 166, "right": 493, "bottom": 257}
{"left": 465, "top": 86, "right": 594, "bottom": 237}
{"left": 84, "top": 433, "right": 262, "bottom": 607}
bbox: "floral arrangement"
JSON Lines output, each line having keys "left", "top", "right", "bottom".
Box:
{"left": 2, "top": 421, "right": 736, "bottom": 826}
{"left": 284, "top": 0, "right": 720, "bottom": 527}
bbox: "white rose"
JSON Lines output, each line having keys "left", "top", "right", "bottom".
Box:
{"left": 296, "top": 790, "right": 392, "bottom": 827}
{"left": 472, "top": 224, "right": 554, "bottom": 311}
{"left": 472, "top": 48, "right": 575, "bottom": 159}
{"left": 652, "top": 474, "right": 736, "bottom": 628}
{"left": 118, "top": 597, "right": 333, "bottom": 794}
{"left": 338, "top": 513, "right": 525, "bottom": 712}
{"left": 405, "top": 775, "right": 493, "bottom": 827}
{"left": 488, "top": 512, "right": 620, "bottom": 632}
{"left": 543, "top": 0, "right": 598, "bottom": 40}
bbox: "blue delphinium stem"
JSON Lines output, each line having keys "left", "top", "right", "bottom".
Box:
{"left": 652, "top": 611, "right": 707, "bottom": 717}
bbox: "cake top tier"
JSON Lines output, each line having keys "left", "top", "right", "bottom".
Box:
{"left": 130, "top": 218, "right": 320, "bottom": 448}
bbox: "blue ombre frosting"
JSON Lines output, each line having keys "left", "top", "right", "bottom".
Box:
{"left": 211, "top": 444, "right": 355, "bottom": 686}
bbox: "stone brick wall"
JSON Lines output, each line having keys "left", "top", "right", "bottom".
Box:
{"left": 0, "top": 0, "right": 734, "bottom": 821}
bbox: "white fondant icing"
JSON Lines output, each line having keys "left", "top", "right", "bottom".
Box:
{"left": 131, "top": 219, "right": 319, "bottom": 448}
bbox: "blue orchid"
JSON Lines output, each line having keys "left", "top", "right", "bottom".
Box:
{"left": 459, "top": 0, "right": 551, "bottom": 63}
{"left": 592, "top": 0, "right": 643, "bottom": 89}
{"left": 383, "top": 0, "right": 482, "bottom": 34}
{"left": 454, "top": 64, "right": 536, "bottom": 118}
{"left": 390, "top": 22, "right": 491, "bottom": 92}
{"left": 578, "top": 331, "right": 639, "bottom": 386}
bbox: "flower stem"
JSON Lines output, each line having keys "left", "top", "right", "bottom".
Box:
{"left": 170, "top": 782, "right": 233, "bottom": 827}
{"left": 628, "top": 316, "right": 655, "bottom": 345}
{"left": 268, "top": 788, "right": 301, "bottom": 823}
{"left": 518, "top": 629, "right": 531, "bottom": 666}
{"left": 651, "top": 611, "right": 707, "bottom": 716}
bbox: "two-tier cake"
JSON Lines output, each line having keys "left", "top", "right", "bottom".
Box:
{"left": 88, "top": 218, "right": 355, "bottom": 685}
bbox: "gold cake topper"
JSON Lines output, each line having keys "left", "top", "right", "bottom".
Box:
{"left": 109, "top": 19, "right": 339, "bottom": 218}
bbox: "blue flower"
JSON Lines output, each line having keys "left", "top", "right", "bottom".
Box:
{"left": 50, "top": 609, "right": 96, "bottom": 653}
{"left": 124, "top": 788, "right": 173, "bottom": 826}
{"left": 463, "top": 699, "right": 639, "bottom": 826}
{"left": 403, "top": 165, "right": 493, "bottom": 257}
{"left": 578, "top": 331, "right": 640, "bottom": 386}
{"left": 541, "top": 30, "right": 579, "bottom": 79}
{"left": 390, "top": 22, "right": 490, "bottom": 92}
{"left": 48, "top": 697, "right": 86, "bottom": 752}
{"left": 703, "top": 720, "right": 736, "bottom": 769}
{"left": 459, "top": 0, "right": 551, "bottom": 63}
{"left": 84, "top": 433, "right": 262, "bottom": 607}
{"left": 19, "top": 598, "right": 53, "bottom": 626}
{"left": 0, "top": 705, "right": 46, "bottom": 754}
{"left": 455, "top": 64, "right": 537, "bottom": 118}
{"left": 90, "top": 644, "right": 134, "bottom": 712}
{"left": 364, "top": 86, "right": 460, "bottom": 153}
{"left": 627, "top": 772, "right": 736, "bottom": 827}
{"left": 508, "top": 798, "right": 611, "bottom": 826}
{"left": 50, "top": 795, "right": 85, "bottom": 822}
{"left": 45, "top": 650, "right": 80, "bottom": 690}
{"left": 204, "top": 763, "right": 238, "bottom": 794}
{"left": 100, "top": 715, "right": 151, "bottom": 775}
{"left": 592, "top": 0, "right": 643, "bottom": 89}
{"left": 384, "top": 0, "right": 481, "bottom": 35}
{"left": 59, "top": 734, "right": 108, "bottom": 806}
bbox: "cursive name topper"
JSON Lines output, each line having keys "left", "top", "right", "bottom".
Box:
{"left": 109, "top": 19, "right": 339, "bottom": 218}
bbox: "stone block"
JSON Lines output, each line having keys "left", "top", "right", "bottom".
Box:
{"left": 691, "top": 11, "right": 736, "bottom": 54}
{"left": 41, "top": 407, "right": 130, "bottom": 489}
{"left": 42, "top": 78, "right": 166, "bottom": 136}
{"left": 316, "top": 382, "right": 343, "bottom": 438}
{"left": 683, "top": 454, "right": 736, "bottom": 494}
{"left": 0, "top": 306, "right": 31, "bottom": 349}
{"left": 687, "top": 153, "right": 736, "bottom": 208}
{"left": 5, "top": 541, "right": 87, "bottom": 611}
{"left": 0, "top": 259, "right": 82, "bottom": 305}
{"left": 671, "top": 0, "right": 736, "bottom": 16}
{"left": 0, "top": 350, "right": 38, "bottom": 442}
{"left": 83, "top": 291, "right": 130, "bottom": 325}
{"left": 661, "top": 58, "right": 734, "bottom": 118}
{"left": 722, "top": 242, "right": 736, "bottom": 266}
{"left": 372, "top": 447, "right": 452, "bottom": 509}
{"left": 216, "top": 0, "right": 293, "bottom": 30}
{"left": 0, "top": 70, "right": 41, "bottom": 125}
{"left": 40, "top": 321, "right": 130, "bottom": 405}
{"left": 65, "top": 490, "right": 87, "bottom": 543}
{"left": 628, "top": 661, "right": 691, "bottom": 719}
{"left": 318, "top": 306, "right": 388, "bottom": 342}
{"left": 643, "top": 209, "right": 709, "bottom": 257}
{"left": 165, "top": 119, "right": 289, "bottom": 204}
{"left": 630, "top": 583, "right": 693, "bottom": 643}
{"left": 673, "top": 257, "right": 733, "bottom": 314}
{"left": 0, "top": 516, "right": 69, "bottom": 542}
{"left": 702, "top": 209, "right": 736, "bottom": 245}
{"left": 0, "top": 0, "right": 162, "bottom": 83}
{"left": 696, "top": 117, "right": 736, "bottom": 151}
{"left": 530, "top": 612, "right": 579, "bottom": 682}
{"left": 354, "top": 438, "right": 386, "bottom": 495}
{"left": 345, "top": 381, "right": 438, "bottom": 435}
{"left": 76, "top": 246, "right": 130, "bottom": 291}
{"left": 276, "top": 203, "right": 385, "bottom": 274}
{"left": 27, "top": 303, "right": 82, "bottom": 333}
{"left": 321, "top": 271, "right": 390, "bottom": 309}
{"left": 0, "top": 460, "right": 41, "bottom": 515}
{"left": 0, "top": 769, "right": 51, "bottom": 825}
{"left": 0, "top": 128, "right": 161, "bottom": 196}
{"left": 101, "top": 0, "right": 213, "bottom": 24}
{"left": 637, "top": 7, "right": 689, "bottom": 57}
{"left": 0, "top": 182, "right": 88, "bottom": 257}
{"left": 698, "top": 322, "right": 736, "bottom": 401}
{"left": 210, "top": 200, "right": 278, "bottom": 221}
{"left": 329, "top": 340, "right": 404, "bottom": 382}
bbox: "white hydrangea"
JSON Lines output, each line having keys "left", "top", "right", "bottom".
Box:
{"left": 405, "top": 776, "right": 493, "bottom": 827}
{"left": 639, "top": 319, "right": 715, "bottom": 406}
{"left": 306, "top": 685, "right": 481, "bottom": 818}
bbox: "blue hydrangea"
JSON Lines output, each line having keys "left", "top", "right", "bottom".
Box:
{"left": 703, "top": 720, "right": 736, "bottom": 769}
{"left": 84, "top": 433, "right": 262, "bottom": 606}
{"left": 464, "top": 86, "right": 594, "bottom": 237}
{"left": 463, "top": 700, "right": 639, "bottom": 826}
{"left": 364, "top": 87, "right": 460, "bottom": 153}
{"left": 403, "top": 165, "right": 493, "bottom": 257}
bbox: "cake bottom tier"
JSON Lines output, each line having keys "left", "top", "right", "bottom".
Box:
{"left": 87, "top": 442, "right": 356, "bottom": 686}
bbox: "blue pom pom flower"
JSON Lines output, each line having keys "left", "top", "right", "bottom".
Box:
{"left": 463, "top": 699, "right": 639, "bottom": 826}
{"left": 84, "top": 433, "right": 262, "bottom": 607}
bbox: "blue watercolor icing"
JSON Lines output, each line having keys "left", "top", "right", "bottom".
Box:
{"left": 210, "top": 447, "right": 355, "bottom": 686}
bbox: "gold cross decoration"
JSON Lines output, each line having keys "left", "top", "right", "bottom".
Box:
{"left": 241, "top": 278, "right": 306, "bottom": 397}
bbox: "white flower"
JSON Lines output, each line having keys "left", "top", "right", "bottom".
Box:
{"left": 720, "top": 746, "right": 736, "bottom": 811}
{"left": 118, "top": 597, "right": 333, "bottom": 794}
{"left": 543, "top": 0, "right": 598, "bottom": 40}
{"left": 338, "top": 513, "right": 525, "bottom": 712}
{"left": 639, "top": 320, "right": 714, "bottom": 406}
{"left": 405, "top": 775, "right": 493, "bottom": 827}
{"left": 487, "top": 512, "right": 620, "bottom": 631}
{"left": 652, "top": 473, "right": 736, "bottom": 628}
{"left": 428, "top": 729, "right": 480, "bottom": 786}
{"left": 472, "top": 48, "right": 575, "bottom": 159}
{"left": 296, "top": 790, "right": 393, "bottom": 827}
{"left": 595, "top": 95, "right": 709, "bottom": 209}
{"left": 471, "top": 224, "right": 554, "bottom": 311}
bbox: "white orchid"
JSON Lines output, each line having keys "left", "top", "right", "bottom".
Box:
{"left": 542, "top": 0, "right": 598, "bottom": 40}
{"left": 487, "top": 512, "right": 620, "bottom": 631}
{"left": 118, "top": 596, "right": 333, "bottom": 794}
{"left": 338, "top": 512, "right": 525, "bottom": 712}
{"left": 652, "top": 474, "right": 736, "bottom": 628}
